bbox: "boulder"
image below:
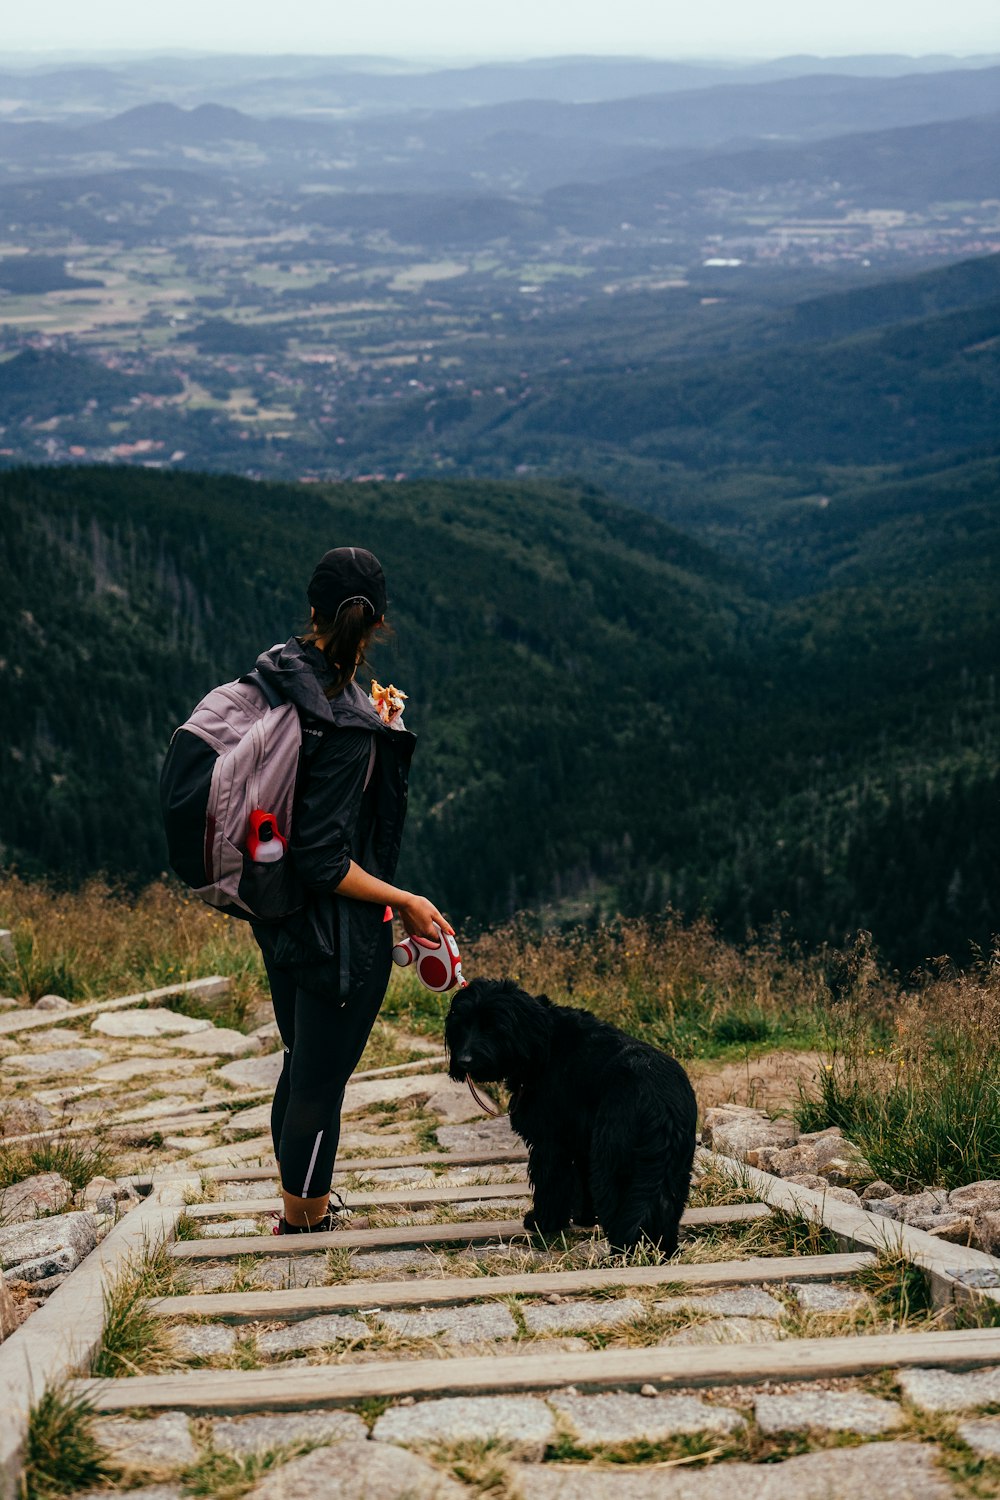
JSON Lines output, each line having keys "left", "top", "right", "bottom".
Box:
{"left": 782, "top": 1174, "right": 830, "bottom": 1191}
{"left": 925, "top": 1216, "right": 975, "bottom": 1246}
{"left": 0, "top": 1211, "right": 97, "bottom": 1280}
{"left": 0, "top": 1172, "right": 74, "bottom": 1223}
{"left": 77, "top": 1176, "right": 138, "bottom": 1214}
{"left": 33, "top": 994, "right": 73, "bottom": 1011}
{"left": 703, "top": 1106, "right": 798, "bottom": 1159}
{"left": 862, "top": 1180, "right": 897, "bottom": 1201}
{"left": 823, "top": 1186, "right": 865, "bottom": 1208}
{"left": 971, "top": 1210, "right": 1000, "bottom": 1254}
{"left": 949, "top": 1181, "right": 1000, "bottom": 1214}
{"left": 0, "top": 998, "right": 20, "bottom": 1012}
{"left": 818, "top": 1155, "right": 873, "bottom": 1187}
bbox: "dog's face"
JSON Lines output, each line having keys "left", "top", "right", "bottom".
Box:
{"left": 445, "top": 978, "right": 555, "bottom": 1083}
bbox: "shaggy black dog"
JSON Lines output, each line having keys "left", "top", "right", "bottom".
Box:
{"left": 446, "top": 978, "right": 697, "bottom": 1254}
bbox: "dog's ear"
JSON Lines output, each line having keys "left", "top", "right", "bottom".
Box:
{"left": 507, "top": 988, "right": 556, "bottom": 1067}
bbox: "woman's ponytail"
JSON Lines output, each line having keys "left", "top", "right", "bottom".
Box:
{"left": 306, "top": 602, "right": 383, "bottom": 698}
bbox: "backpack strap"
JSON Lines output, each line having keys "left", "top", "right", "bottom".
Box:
{"left": 241, "top": 669, "right": 284, "bottom": 711}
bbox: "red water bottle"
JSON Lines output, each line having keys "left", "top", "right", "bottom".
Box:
{"left": 247, "top": 810, "right": 286, "bottom": 864}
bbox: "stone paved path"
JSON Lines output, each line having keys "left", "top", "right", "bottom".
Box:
{"left": 3, "top": 978, "right": 1000, "bottom": 1498}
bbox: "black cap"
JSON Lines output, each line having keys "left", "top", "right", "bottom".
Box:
{"left": 307, "top": 546, "right": 387, "bottom": 621}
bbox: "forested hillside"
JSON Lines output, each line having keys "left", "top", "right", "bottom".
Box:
{"left": 1, "top": 463, "right": 995, "bottom": 970}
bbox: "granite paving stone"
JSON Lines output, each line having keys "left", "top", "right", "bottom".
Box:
{"left": 93, "top": 1057, "right": 205, "bottom": 1082}
{"left": 257, "top": 1313, "right": 370, "bottom": 1353}
{"left": 522, "top": 1297, "right": 646, "bottom": 1333}
{"left": 436, "top": 1118, "right": 520, "bottom": 1153}
{"left": 92, "top": 1010, "right": 211, "bottom": 1038}
{"left": 3, "top": 1047, "right": 105, "bottom": 1076}
{"left": 352, "top": 1166, "right": 437, "bottom": 1185}
{"left": 199, "top": 1219, "right": 264, "bottom": 1237}
{"left": 514, "top": 1441, "right": 953, "bottom": 1498}
{"left": 77, "top": 1489, "right": 185, "bottom": 1500}
{"left": 244, "top": 1441, "right": 465, "bottom": 1498}
{"left": 897, "top": 1365, "right": 1000, "bottom": 1411}
{"left": 210, "top": 1409, "right": 366, "bottom": 1456}
{"left": 162, "top": 1028, "right": 263, "bottom": 1058}
{"left": 754, "top": 1390, "right": 904, "bottom": 1435}
{"left": 377, "top": 1302, "right": 518, "bottom": 1343}
{"left": 550, "top": 1393, "right": 745, "bottom": 1444}
{"left": 654, "top": 1288, "right": 786, "bottom": 1320}
{"left": 217, "top": 1052, "right": 284, "bottom": 1090}
{"left": 956, "top": 1417, "right": 1000, "bottom": 1457}
{"left": 222, "top": 1102, "right": 272, "bottom": 1139}
{"left": 789, "top": 1281, "right": 869, "bottom": 1313}
{"left": 92, "top": 1412, "right": 198, "bottom": 1471}
{"left": 351, "top": 1248, "right": 440, "bottom": 1272}
{"left": 372, "top": 1395, "right": 556, "bottom": 1458}
{"left": 663, "top": 1316, "right": 785, "bottom": 1345}
{"left": 170, "top": 1322, "right": 239, "bottom": 1357}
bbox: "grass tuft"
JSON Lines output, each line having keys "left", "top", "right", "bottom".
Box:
{"left": 22, "top": 1384, "right": 110, "bottom": 1500}
{"left": 0, "top": 1135, "right": 118, "bottom": 1198}
{"left": 91, "top": 1238, "right": 184, "bottom": 1378}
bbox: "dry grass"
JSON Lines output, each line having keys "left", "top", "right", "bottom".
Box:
{"left": 385, "top": 909, "right": 834, "bottom": 1061}
{"left": 0, "top": 873, "right": 266, "bottom": 1018}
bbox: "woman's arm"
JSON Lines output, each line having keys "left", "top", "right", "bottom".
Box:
{"left": 334, "top": 860, "right": 453, "bottom": 940}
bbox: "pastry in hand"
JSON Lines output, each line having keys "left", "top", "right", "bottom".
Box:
{"left": 370, "top": 679, "right": 407, "bottom": 723}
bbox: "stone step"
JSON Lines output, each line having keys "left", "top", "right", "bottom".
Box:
{"left": 152, "top": 1251, "right": 877, "bottom": 1323}
{"left": 71, "top": 1325, "right": 1000, "bottom": 1414}
{"left": 168, "top": 1203, "right": 771, "bottom": 1259}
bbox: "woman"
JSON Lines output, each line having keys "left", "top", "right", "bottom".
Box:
{"left": 250, "top": 545, "right": 450, "bottom": 1234}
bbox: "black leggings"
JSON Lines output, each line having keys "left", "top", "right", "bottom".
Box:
{"left": 254, "top": 925, "right": 393, "bottom": 1198}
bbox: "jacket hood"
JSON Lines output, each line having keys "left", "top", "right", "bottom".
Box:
{"left": 253, "top": 635, "right": 390, "bottom": 732}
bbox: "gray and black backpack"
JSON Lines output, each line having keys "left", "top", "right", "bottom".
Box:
{"left": 159, "top": 665, "right": 304, "bottom": 922}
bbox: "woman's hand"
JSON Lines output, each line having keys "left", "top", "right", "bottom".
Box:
{"left": 398, "top": 893, "right": 454, "bottom": 942}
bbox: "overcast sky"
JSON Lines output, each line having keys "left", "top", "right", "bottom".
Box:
{"left": 4, "top": 0, "right": 998, "bottom": 59}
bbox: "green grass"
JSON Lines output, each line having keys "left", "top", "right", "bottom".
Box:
{"left": 91, "top": 1239, "right": 184, "bottom": 1378}
{"left": 0, "top": 1135, "right": 118, "bottom": 1197}
{"left": 22, "top": 1385, "right": 110, "bottom": 1500}
{"left": 797, "top": 1039, "right": 1000, "bottom": 1191}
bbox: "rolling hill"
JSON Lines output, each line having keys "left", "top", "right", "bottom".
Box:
{"left": 0, "top": 461, "right": 995, "bottom": 969}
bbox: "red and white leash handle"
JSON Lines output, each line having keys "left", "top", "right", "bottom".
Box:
{"left": 389, "top": 918, "right": 501, "bottom": 1115}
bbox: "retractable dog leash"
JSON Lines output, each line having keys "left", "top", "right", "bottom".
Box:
{"left": 390, "top": 922, "right": 511, "bottom": 1116}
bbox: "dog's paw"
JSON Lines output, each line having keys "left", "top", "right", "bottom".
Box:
{"left": 523, "top": 1209, "right": 540, "bottom": 1232}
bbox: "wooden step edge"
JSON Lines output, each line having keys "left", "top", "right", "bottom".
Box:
{"left": 152, "top": 1250, "right": 877, "bottom": 1321}
{"left": 169, "top": 1202, "right": 771, "bottom": 1259}
{"left": 701, "top": 1148, "right": 1000, "bottom": 1309}
{"left": 185, "top": 1181, "right": 531, "bottom": 1216}
{"left": 202, "top": 1147, "right": 529, "bottom": 1182}
{"left": 70, "top": 1324, "right": 1000, "bottom": 1414}
{"left": 121, "top": 1147, "right": 529, "bottom": 1191}
{"left": 0, "top": 1187, "right": 186, "bottom": 1497}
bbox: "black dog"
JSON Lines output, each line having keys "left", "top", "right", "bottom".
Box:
{"left": 446, "top": 978, "right": 697, "bottom": 1254}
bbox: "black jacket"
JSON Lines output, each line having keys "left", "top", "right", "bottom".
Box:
{"left": 251, "top": 636, "right": 415, "bottom": 996}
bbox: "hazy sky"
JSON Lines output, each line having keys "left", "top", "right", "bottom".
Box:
{"left": 5, "top": 0, "right": 999, "bottom": 59}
